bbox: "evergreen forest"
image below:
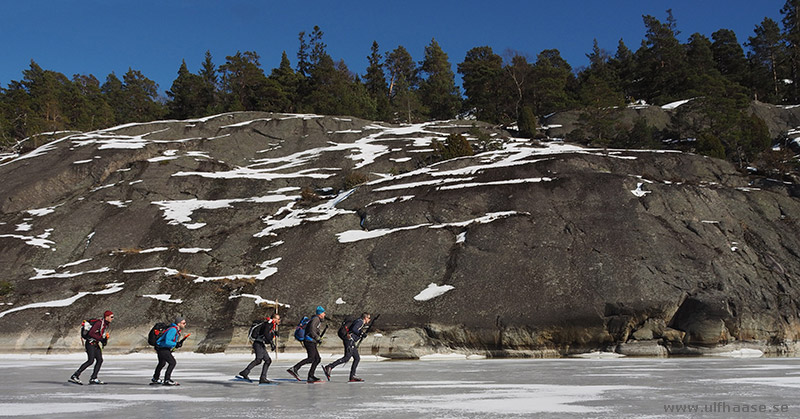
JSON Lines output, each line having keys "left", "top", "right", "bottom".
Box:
{"left": 3, "top": 4, "right": 800, "bottom": 174}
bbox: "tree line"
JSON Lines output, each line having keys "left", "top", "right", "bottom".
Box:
{"left": 3, "top": 3, "right": 800, "bottom": 171}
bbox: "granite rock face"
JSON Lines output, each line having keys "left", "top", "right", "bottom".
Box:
{"left": 0, "top": 112, "right": 798, "bottom": 357}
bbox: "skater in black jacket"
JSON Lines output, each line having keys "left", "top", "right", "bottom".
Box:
{"left": 238, "top": 313, "right": 280, "bottom": 384}
{"left": 324, "top": 312, "right": 370, "bottom": 382}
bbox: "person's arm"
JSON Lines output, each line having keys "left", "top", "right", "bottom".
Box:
{"left": 87, "top": 320, "right": 104, "bottom": 341}
{"left": 307, "top": 316, "right": 321, "bottom": 341}
{"left": 258, "top": 322, "right": 271, "bottom": 343}
{"left": 266, "top": 323, "right": 277, "bottom": 349}
{"left": 349, "top": 319, "right": 364, "bottom": 339}
{"left": 162, "top": 326, "right": 178, "bottom": 348}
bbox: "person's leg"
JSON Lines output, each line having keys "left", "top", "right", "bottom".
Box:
{"left": 308, "top": 342, "right": 321, "bottom": 379}
{"left": 164, "top": 351, "right": 177, "bottom": 381}
{"left": 259, "top": 351, "right": 272, "bottom": 381}
{"left": 90, "top": 345, "right": 104, "bottom": 379}
{"left": 153, "top": 349, "right": 167, "bottom": 380}
{"left": 73, "top": 342, "right": 95, "bottom": 377}
{"left": 292, "top": 341, "right": 314, "bottom": 371}
{"left": 328, "top": 340, "right": 352, "bottom": 369}
{"left": 349, "top": 342, "right": 361, "bottom": 379}
{"left": 242, "top": 342, "right": 265, "bottom": 375}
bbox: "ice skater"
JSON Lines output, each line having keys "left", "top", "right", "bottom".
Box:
{"left": 69, "top": 310, "right": 114, "bottom": 385}
{"left": 287, "top": 306, "right": 326, "bottom": 383}
{"left": 324, "top": 312, "right": 370, "bottom": 382}
{"left": 152, "top": 316, "right": 187, "bottom": 386}
{"left": 238, "top": 313, "right": 280, "bottom": 384}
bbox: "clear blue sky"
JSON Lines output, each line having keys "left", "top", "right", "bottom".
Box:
{"left": 0, "top": 0, "right": 785, "bottom": 96}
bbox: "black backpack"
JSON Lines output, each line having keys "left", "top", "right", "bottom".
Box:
{"left": 249, "top": 320, "right": 265, "bottom": 342}
{"left": 148, "top": 322, "right": 169, "bottom": 347}
{"left": 338, "top": 318, "right": 356, "bottom": 341}
{"left": 80, "top": 319, "right": 100, "bottom": 340}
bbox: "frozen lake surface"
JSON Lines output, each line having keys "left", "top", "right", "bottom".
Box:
{"left": 1, "top": 353, "right": 799, "bottom": 418}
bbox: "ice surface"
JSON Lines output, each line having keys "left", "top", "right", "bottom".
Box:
{"left": 2, "top": 357, "right": 798, "bottom": 418}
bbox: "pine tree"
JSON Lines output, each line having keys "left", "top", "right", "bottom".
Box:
{"left": 198, "top": 50, "right": 219, "bottom": 115}
{"left": 385, "top": 45, "right": 421, "bottom": 122}
{"left": 364, "top": 41, "right": 390, "bottom": 120}
{"left": 218, "top": 51, "right": 269, "bottom": 111}
{"left": 22, "top": 61, "right": 72, "bottom": 132}
{"left": 418, "top": 38, "right": 461, "bottom": 120}
{"left": 432, "top": 132, "right": 474, "bottom": 160}
{"left": 167, "top": 60, "right": 205, "bottom": 119}
{"left": 517, "top": 105, "right": 537, "bottom": 138}
{"left": 458, "top": 46, "right": 504, "bottom": 123}
{"left": 121, "top": 68, "right": 164, "bottom": 122}
{"left": 266, "top": 51, "right": 299, "bottom": 112}
{"left": 577, "top": 72, "right": 624, "bottom": 146}
{"left": 101, "top": 72, "right": 125, "bottom": 124}
{"left": 636, "top": 13, "right": 689, "bottom": 104}
{"left": 711, "top": 29, "right": 748, "bottom": 86}
{"left": 747, "top": 17, "right": 785, "bottom": 102}
{"left": 2, "top": 80, "right": 36, "bottom": 141}
{"left": 685, "top": 33, "right": 720, "bottom": 95}
{"left": 298, "top": 31, "right": 376, "bottom": 119}
{"left": 782, "top": 0, "right": 800, "bottom": 102}
{"left": 66, "top": 74, "right": 113, "bottom": 131}
{"left": 529, "top": 49, "right": 574, "bottom": 115}
{"left": 609, "top": 39, "right": 635, "bottom": 101}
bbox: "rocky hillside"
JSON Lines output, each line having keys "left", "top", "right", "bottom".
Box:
{"left": 0, "top": 111, "right": 799, "bottom": 358}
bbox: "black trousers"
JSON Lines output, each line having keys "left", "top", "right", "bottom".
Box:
{"left": 74, "top": 340, "right": 103, "bottom": 379}
{"left": 292, "top": 340, "right": 321, "bottom": 379}
{"left": 242, "top": 341, "right": 272, "bottom": 381}
{"left": 153, "top": 347, "right": 177, "bottom": 381}
{"left": 328, "top": 338, "right": 360, "bottom": 378}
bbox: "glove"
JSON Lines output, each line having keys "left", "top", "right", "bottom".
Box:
{"left": 270, "top": 342, "right": 277, "bottom": 351}
{"left": 316, "top": 338, "right": 323, "bottom": 345}
{"left": 100, "top": 337, "right": 108, "bottom": 346}
{"left": 175, "top": 340, "right": 183, "bottom": 349}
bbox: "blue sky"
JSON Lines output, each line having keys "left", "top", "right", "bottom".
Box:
{"left": 0, "top": 1, "right": 785, "bottom": 95}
